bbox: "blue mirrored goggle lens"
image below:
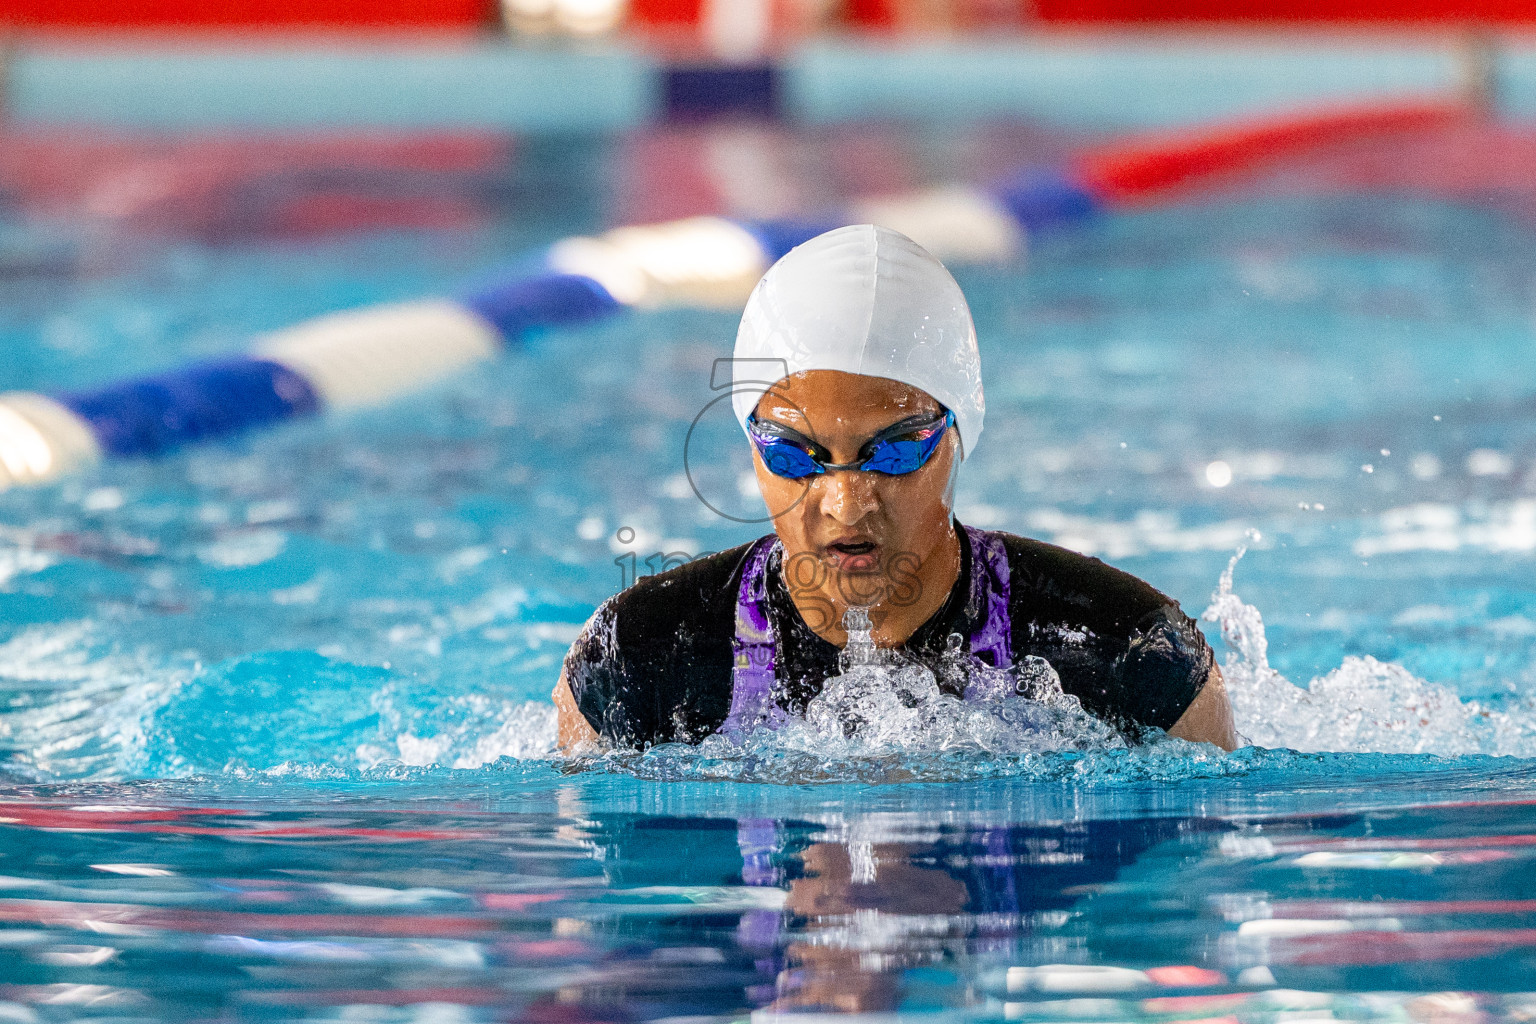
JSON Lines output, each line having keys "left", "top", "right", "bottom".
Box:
{"left": 759, "top": 440, "right": 824, "bottom": 479}
{"left": 857, "top": 411, "right": 952, "bottom": 473}
{"left": 859, "top": 437, "right": 932, "bottom": 474}
{"left": 749, "top": 410, "right": 952, "bottom": 480}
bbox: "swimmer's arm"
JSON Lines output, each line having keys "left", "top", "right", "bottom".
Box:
{"left": 1166, "top": 665, "right": 1240, "bottom": 751}
{"left": 554, "top": 671, "right": 601, "bottom": 753}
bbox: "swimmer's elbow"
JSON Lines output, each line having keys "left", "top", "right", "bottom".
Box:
{"left": 1165, "top": 665, "right": 1241, "bottom": 751}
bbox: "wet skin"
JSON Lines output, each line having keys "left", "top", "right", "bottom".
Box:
{"left": 555, "top": 369, "right": 1238, "bottom": 751}
{"left": 749, "top": 370, "right": 963, "bottom": 650}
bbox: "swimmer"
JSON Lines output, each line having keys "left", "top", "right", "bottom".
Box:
{"left": 555, "top": 225, "right": 1238, "bottom": 751}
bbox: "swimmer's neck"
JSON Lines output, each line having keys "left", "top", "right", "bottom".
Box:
{"left": 784, "top": 522, "right": 963, "bottom": 650}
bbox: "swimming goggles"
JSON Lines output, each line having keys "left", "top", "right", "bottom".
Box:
{"left": 746, "top": 408, "right": 955, "bottom": 480}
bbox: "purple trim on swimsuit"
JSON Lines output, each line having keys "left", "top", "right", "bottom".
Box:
{"left": 736, "top": 909, "right": 784, "bottom": 950}
{"left": 737, "top": 817, "right": 781, "bottom": 886}
{"left": 967, "top": 526, "right": 1014, "bottom": 668}
{"left": 720, "top": 535, "right": 786, "bottom": 738}
{"left": 720, "top": 525, "right": 1013, "bottom": 737}
{"left": 734, "top": 816, "right": 786, "bottom": 948}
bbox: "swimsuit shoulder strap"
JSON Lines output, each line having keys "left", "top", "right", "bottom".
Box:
{"left": 722, "top": 526, "right": 1013, "bottom": 736}
{"left": 721, "top": 534, "right": 786, "bottom": 738}
{"left": 963, "top": 523, "right": 1014, "bottom": 669}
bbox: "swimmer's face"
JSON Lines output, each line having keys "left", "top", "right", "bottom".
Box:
{"left": 750, "top": 370, "right": 960, "bottom": 582}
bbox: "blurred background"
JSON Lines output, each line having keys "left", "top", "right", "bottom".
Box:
{"left": 10, "top": 0, "right": 1536, "bottom": 39}
{"left": 3, "top": 0, "right": 1535, "bottom": 259}
{"left": 10, "top": 11, "right": 1536, "bottom": 1017}
{"left": 9, "top": 0, "right": 1536, "bottom": 777}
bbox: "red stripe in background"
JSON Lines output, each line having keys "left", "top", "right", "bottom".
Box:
{"left": 0, "top": 0, "right": 495, "bottom": 29}
{"left": 10, "top": 0, "right": 1536, "bottom": 31}
{"left": 1281, "top": 927, "right": 1536, "bottom": 966}
{"left": 627, "top": 0, "right": 706, "bottom": 28}
{"left": 1034, "top": 0, "right": 1536, "bottom": 22}
{"left": 843, "top": 0, "right": 899, "bottom": 30}
{"left": 1072, "top": 100, "right": 1466, "bottom": 204}
{"left": 0, "top": 132, "right": 510, "bottom": 240}
{"left": 10, "top": 0, "right": 1536, "bottom": 30}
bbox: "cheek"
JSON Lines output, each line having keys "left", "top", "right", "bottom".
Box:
{"left": 878, "top": 453, "right": 956, "bottom": 520}
{"left": 753, "top": 460, "right": 808, "bottom": 519}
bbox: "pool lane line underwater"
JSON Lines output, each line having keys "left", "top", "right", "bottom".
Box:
{"left": 0, "top": 96, "right": 1464, "bottom": 492}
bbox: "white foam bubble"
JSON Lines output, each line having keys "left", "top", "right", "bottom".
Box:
{"left": 692, "top": 607, "right": 1123, "bottom": 769}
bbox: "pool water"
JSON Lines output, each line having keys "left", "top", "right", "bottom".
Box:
{"left": 5, "top": 122, "right": 1536, "bottom": 1018}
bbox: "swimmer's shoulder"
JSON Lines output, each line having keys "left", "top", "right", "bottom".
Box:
{"left": 990, "top": 530, "right": 1180, "bottom": 629}
{"left": 984, "top": 528, "right": 1213, "bottom": 732}
{"left": 564, "top": 541, "right": 755, "bottom": 746}
{"left": 602, "top": 542, "right": 756, "bottom": 645}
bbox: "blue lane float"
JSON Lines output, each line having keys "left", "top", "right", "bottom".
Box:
{"left": 457, "top": 271, "right": 620, "bottom": 344}
{"left": 0, "top": 97, "right": 1464, "bottom": 491}
{"left": 990, "top": 169, "right": 1102, "bottom": 233}
{"left": 59, "top": 357, "right": 321, "bottom": 460}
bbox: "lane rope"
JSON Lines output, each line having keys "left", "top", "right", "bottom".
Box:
{"left": 0, "top": 98, "right": 1464, "bottom": 490}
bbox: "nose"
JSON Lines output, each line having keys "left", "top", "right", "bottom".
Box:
{"left": 816, "top": 469, "right": 879, "bottom": 525}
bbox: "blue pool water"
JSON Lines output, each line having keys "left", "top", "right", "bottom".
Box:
{"left": 5, "top": 125, "right": 1536, "bottom": 1017}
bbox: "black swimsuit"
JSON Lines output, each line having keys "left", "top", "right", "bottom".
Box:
{"left": 565, "top": 526, "right": 1214, "bottom": 748}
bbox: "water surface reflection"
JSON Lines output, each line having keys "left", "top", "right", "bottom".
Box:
{"left": 0, "top": 791, "right": 1534, "bottom": 1019}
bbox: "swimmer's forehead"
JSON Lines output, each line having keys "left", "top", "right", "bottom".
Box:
{"left": 752, "top": 370, "right": 942, "bottom": 431}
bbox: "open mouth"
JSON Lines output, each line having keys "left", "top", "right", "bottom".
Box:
{"left": 825, "top": 539, "right": 880, "bottom": 571}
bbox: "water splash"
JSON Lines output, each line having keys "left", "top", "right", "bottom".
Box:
{"left": 1205, "top": 538, "right": 1536, "bottom": 757}
{"left": 789, "top": 605, "right": 1119, "bottom": 757}
{"left": 573, "top": 605, "right": 1156, "bottom": 784}
{"left": 593, "top": 556, "right": 1536, "bottom": 782}
{"left": 0, "top": 622, "right": 190, "bottom": 781}
{"left": 12, "top": 546, "right": 1536, "bottom": 785}
{"left": 383, "top": 696, "right": 556, "bottom": 768}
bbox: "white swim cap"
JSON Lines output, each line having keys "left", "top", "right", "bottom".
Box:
{"left": 731, "top": 224, "right": 984, "bottom": 458}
